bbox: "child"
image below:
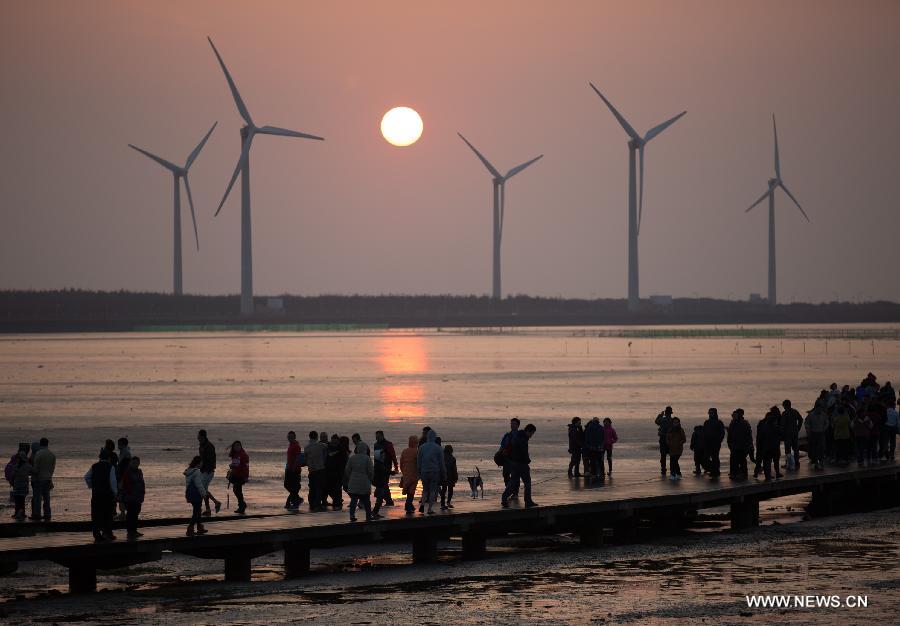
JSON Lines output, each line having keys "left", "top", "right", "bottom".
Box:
{"left": 602, "top": 418, "right": 618, "bottom": 476}
{"left": 121, "top": 456, "right": 145, "bottom": 539}
{"left": 440, "top": 444, "right": 458, "bottom": 510}
{"left": 690, "top": 425, "right": 705, "bottom": 475}
{"left": 184, "top": 456, "right": 208, "bottom": 536}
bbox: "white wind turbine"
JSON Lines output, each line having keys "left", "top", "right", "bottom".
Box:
{"left": 128, "top": 122, "right": 217, "bottom": 295}
{"left": 458, "top": 133, "right": 543, "bottom": 300}
{"left": 208, "top": 37, "right": 324, "bottom": 316}
{"left": 745, "top": 115, "right": 809, "bottom": 306}
{"left": 589, "top": 83, "right": 686, "bottom": 312}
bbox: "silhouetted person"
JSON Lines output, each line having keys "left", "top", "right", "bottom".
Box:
{"left": 184, "top": 455, "right": 207, "bottom": 536}
{"left": 84, "top": 449, "right": 117, "bottom": 541}
{"left": 666, "top": 417, "right": 686, "bottom": 479}
{"left": 780, "top": 400, "right": 803, "bottom": 469}
{"left": 30, "top": 437, "right": 55, "bottom": 521}
{"left": 325, "top": 434, "right": 346, "bottom": 509}
{"left": 727, "top": 409, "right": 753, "bottom": 479}
{"left": 501, "top": 423, "right": 538, "bottom": 508}
{"left": 805, "top": 408, "right": 828, "bottom": 470}
{"left": 440, "top": 444, "right": 458, "bottom": 510}
{"left": 305, "top": 431, "right": 327, "bottom": 511}
{"left": 755, "top": 409, "right": 782, "bottom": 481}
{"left": 417, "top": 430, "right": 445, "bottom": 515}
{"left": 343, "top": 442, "right": 374, "bottom": 522}
{"left": 227, "top": 441, "right": 249, "bottom": 514}
{"left": 498, "top": 418, "right": 520, "bottom": 498}
{"left": 583, "top": 417, "right": 605, "bottom": 479}
{"left": 121, "top": 456, "right": 145, "bottom": 538}
{"left": 655, "top": 406, "right": 674, "bottom": 475}
{"left": 197, "top": 430, "right": 221, "bottom": 516}
{"left": 690, "top": 425, "right": 705, "bottom": 475}
{"left": 284, "top": 431, "right": 303, "bottom": 510}
{"left": 701, "top": 408, "right": 726, "bottom": 477}
{"left": 567, "top": 417, "right": 584, "bottom": 477}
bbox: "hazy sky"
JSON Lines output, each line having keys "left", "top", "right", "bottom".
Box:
{"left": 2, "top": 1, "right": 899, "bottom": 303}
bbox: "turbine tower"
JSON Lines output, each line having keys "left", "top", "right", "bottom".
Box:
{"left": 589, "top": 84, "right": 686, "bottom": 312}
{"left": 128, "top": 122, "right": 217, "bottom": 295}
{"left": 458, "top": 133, "right": 543, "bottom": 299}
{"left": 745, "top": 115, "right": 809, "bottom": 306}
{"left": 208, "top": 37, "right": 324, "bottom": 316}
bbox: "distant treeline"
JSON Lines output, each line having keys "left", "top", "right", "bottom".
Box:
{"left": 1, "top": 289, "right": 899, "bottom": 332}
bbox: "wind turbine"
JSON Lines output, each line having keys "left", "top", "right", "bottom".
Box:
{"left": 458, "top": 133, "right": 543, "bottom": 300}
{"left": 128, "top": 122, "right": 217, "bottom": 295}
{"left": 208, "top": 37, "right": 324, "bottom": 316}
{"left": 745, "top": 115, "right": 809, "bottom": 306}
{"left": 589, "top": 84, "right": 686, "bottom": 312}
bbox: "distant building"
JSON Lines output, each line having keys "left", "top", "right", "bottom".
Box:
{"left": 649, "top": 294, "right": 673, "bottom": 307}
{"left": 266, "top": 297, "right": 285, "bottom": 312}
{"left": 749, "top": 293, "right": 764, "bottom": 303}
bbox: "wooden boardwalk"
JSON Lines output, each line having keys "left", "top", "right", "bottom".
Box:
{"left": 1, "top": 461, "right": 898, "bottom": 592}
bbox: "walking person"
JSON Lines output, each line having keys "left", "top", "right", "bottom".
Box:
{"left": 497, "top": 418, "right": 520, "bottom": 498}
{"left": 343, "top": 442, "right": 374, "bottom": 522}
{"left": 655, "top": 406, "right": 674, "bottom": 475}
{"left": 666, "top": 417, "right": 686, "bottom": 480}
{"left": 440, "top": 444, "right": 458, "bottom": 510}
{"left": 702, "top": 408, "right": 726, "bottom": 478}
{"left": 184, "top": 455, "right": 208, "bottom": 536}
{"left": 197, "top": 430, "right": 222, "bottom": 516}
{"left": 780, "top": 400, "right": 803, "bottom": 470}
{"left": 727, "top": 409, "right": 753, "bottom": 479}
{"left": 30, "top": 438, "right": 55, "bottom": 521}
{"left": 372, "top": 431, "right": 397, "bottom": 515}
{"left": 805, "top": 408, "right": 828, "bottom": 470}
{"left": 567, "top": 417, "right": 584, "bottom": 477}
{"left": 10, "top": 450, "right": 32, "bottom": 522}
{"left": 375, "top": 431, "right": 398, "bottom": 506}
{"left": 284, "top": 431, "right": 304, "bottom": 510}
{"left": 84, "top": 449, "right": 117, "bottom": 541}
{"left": 325, "top": 434, "right": 347, "bottom": 509}
{"left": 399, "top": 435, "right": 419, "bottom": 515}
{"left": 226, "top": 441, "right": 249, "bottom": 514}
{"left": 120, "top": 456, "right": 145, "bottom": 539}
{"left": 305, "top": 431, "right": 327, "bottom": 511}
{"left": 602, "top": 417, "right": 618, "bottom": 476}
{"left": 417, "top": 430, "right": 445, "bottom": 515}
{"left": 501, "top": 424, "right": 538, "bottom": 508}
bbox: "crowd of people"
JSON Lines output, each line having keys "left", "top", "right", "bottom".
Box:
{"left": 5, "top": 371, "right": 896, "bottom": 541}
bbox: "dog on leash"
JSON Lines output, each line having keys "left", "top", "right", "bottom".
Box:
{"left": 467, "top": 466, "right": 484, "bottom": 498}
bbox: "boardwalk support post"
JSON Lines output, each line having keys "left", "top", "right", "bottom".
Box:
{"left": 69, "top": 563, "right": 97, "bottom": 594}
{"left": 461, "top": 532, "right": 487, "bottom": 560}
{"left": 412, "top": 532, "right": 438, "bottom": 563}
{"left": 579, "top": 526, "right": 604, "bottom": 547}
{"left": 730, "top": 497, "right": 759, "bottom": 530}
{"left": 284, "top": 543, "right": 310, "bottom": 578}
{"left": 611, "top": 515, "right": 638, "bottom": 543}
{"left": 224, "top": 553, "right": 252, "bottom": 582}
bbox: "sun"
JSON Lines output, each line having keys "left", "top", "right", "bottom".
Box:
{"left": 381, "top": 106, "right": 423, "bottom": 147}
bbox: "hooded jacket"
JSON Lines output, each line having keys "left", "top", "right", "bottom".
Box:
{"left": 416, "top": 430, "right": 446, "bottom": 478}
{"left": 343, "top": 443, "right": 374, "bottom": 495}
{"left": 184, "top": 466, "right": 206, "bottom": 500}
{"left": 666, "top": 424, "right": 686, "bottom": 457}
{"left": 583, "top": 419, "right": 604, "bottom": 450}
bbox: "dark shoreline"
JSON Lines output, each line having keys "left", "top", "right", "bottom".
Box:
{"left": 2, "top": 290, "right": 900, "bottom": 333}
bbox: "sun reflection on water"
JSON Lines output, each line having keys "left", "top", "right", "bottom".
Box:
{"left": 376, "top": 336, "right": 428, "bottom": 422}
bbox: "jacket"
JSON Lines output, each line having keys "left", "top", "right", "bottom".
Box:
{"left": 199, "top": 439, "right": 216, "bottom": 473}
{"left": 603, "top": 426, "right": 618, "bottom": 450}
{"left": 567, "top": 424, "right": 584, "bottom": 453}
{"left": 228, "top": 449, "right": 250, "bottom": 484}
{"left": 416, "top": 431, "right": 446, "bottom": 478}
{"left": 32, "top": 447, "right": 56, "bottom": 481}
{"left": 86, "top": 460, "right": 117, "bottom": 499}
{"left": 804, "top": 410, "right": 828, "bottom": 435}
{"left": 780, "top": 408, "right": 803, "bottom": 437}
{"left": 343, "top": 445, "right": 374, "bottom": 495}
{"left": 702, "top": 417, "right": 726, "bottom": 448}
{"left": 11, "top": 459, "right": 32, "bottom": 496}
{"left": 583, "top": 420, "right": 604, "bottom": 450}
{"left": 755, "top": 417, "right": 780, "bottom": 454}
{"left": 444, "top": 449, "right": 458, "bottom": 485}
{"left": 286, "top": 440, "right": 303, "bottom": 473}
{"left": 831, "top": 410, "right": 851, "bottom": 440}
{"left": 326, "top": 440, "right": 348, "bottom": 476}
{"left": 399, "top": 436, "right": 418, "bottom": 494}
{"left": 508, "top": 430, "right": 531, "bottom": 465}
{"left": 727, "top": 418, "right": 753, "bottom": 450}
{"left": 689, "top": 427, "right": 704, "bottom": 452}
{"left": 184, "top": 466, "right": 206, "bottom": 501}
{"left": 121, "top": 467, "right": 145, "bottom": 504}
{"left": 655, "top": 412, "right": 673, "bottom": 437}
{"left": 305, "top": 439, "right": 326, "bottom": 473}
{"left": 666, "top": 426, "right": 686, "bottom": 457}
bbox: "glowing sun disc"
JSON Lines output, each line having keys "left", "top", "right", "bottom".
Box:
{"left": 381, "top": 106, "right": 423, "bottom": 147}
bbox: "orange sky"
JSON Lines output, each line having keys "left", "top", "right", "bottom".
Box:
{"left": 1, "top": 1, "right": 899, "bottom": 302}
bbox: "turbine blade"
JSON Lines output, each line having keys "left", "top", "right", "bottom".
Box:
{"left": 128, "top": 144, "right": 180, "bottom": 173}
{"left": 638, "top": 145, "right": 645, "bottom": 235}
{"left": 643, "top": 111, "right": 687, "bottom": 143}
{"left": 745, "top": 189, "right": 771, "bottom": 213}
{"left": 257, "top": 125, "right": 324, "bottom": 141}
{"left": 457, "top": 133, "right": 502, "bottom": 179}
{"left": 183, "top": 174, "right": 200, "bottom": 251}
{"left": 505, "top": 154, "right": 543, "bottom": 180}
{"left": 588, "top": 83, "right": 641, "bottom": 141}
{"left": 207, "top": 37, "right": 254, "bottom": 127}
{"left": 778, "top": 181, "right": 809, "bottom": 222}
{"left": 773, "top": 114, "right": 781, "bottom": 178}
{"left": 185, "top": 122, "right": 218, "bottom": 170}
{"left": 215, "top": 133, "right": 254, "bottom": 216}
